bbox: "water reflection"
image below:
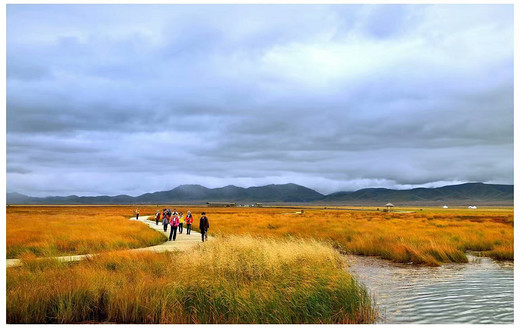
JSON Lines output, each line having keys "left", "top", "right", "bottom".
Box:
{"left": 345, "top": 254, "right": 514, "bottom": 324}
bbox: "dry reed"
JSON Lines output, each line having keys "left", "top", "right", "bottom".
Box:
{"left": 7, "top": 235, "right": 377, "bottom": 324}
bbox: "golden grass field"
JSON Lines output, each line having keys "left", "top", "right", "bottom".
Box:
{"left": 6, "top": 206, "right": 166, "bottom": 259}
{"left": 192, "top": 205, "right": 514, "bottom": 266}
{"left": 7, "top": 235, "right": 376, "bottom": 324}
{"left": 7, "top": 205, "right": 513, "bottom": 266}
{"left": 5, "top": 204, "right": 513, "bottom": 323}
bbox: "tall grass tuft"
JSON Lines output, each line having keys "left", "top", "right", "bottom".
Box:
{"left": 7, "top": 235, "right": 377, "bottom": 324}
{"left": 485, "top": 245, "right": 514, "bottom": 261}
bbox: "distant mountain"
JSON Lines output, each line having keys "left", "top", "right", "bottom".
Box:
{"left": 7, "top": 183, "right": 325, "bottom": 205}
{"left": 322, "top": 183, "right": 513, "bottom": 205}
{"left": 130, "top": 183, "right": 324, "bottom": 203}
{"left": 6, "top": 182, "right": 513, "bottom": 205}
{"left": 6, "top": 192, "right": 32, "bottom": 204}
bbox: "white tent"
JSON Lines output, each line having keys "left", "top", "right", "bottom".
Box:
{"left": 443, "top": 205, "right": 449, "bottom": 209}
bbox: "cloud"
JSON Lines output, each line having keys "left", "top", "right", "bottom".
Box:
{"left": 6, "top": 4, "right": 514, "bottom": 196}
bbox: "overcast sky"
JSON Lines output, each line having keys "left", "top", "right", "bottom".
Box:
{"left": 6, "top": 4, "right": 514, "bottom": 197}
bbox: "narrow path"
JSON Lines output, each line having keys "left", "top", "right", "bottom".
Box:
{"left": 6, "top": 215, "right": 207, "bottom": 268}
{"left": 130, "top": 215, "right": 207, "bottom": 252}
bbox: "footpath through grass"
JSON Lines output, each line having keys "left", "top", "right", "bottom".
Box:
{"left": 8, "top": 205, "right": 513, "bottom": 266}
{"left": 6, "top": 235, "right": 377, "bottom": 324}
{"left": 7, "top": 206, "right": 166, "bottom": 258}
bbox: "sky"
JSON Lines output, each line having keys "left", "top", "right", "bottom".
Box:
{"left": 6, "top": 4, "right": 514, "bottom": 197}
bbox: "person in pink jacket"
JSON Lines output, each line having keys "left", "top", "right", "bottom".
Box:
{"left": 169, "top": 214, "right": 180, "bottom": 241}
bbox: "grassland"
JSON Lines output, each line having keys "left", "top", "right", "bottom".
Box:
{"left": 6, "top": 205, "right": 513, "bottom": 324}
{"left": 6, "top": 235, "right": 377, "bottom": 324}
{"left": 147, "top": 205, "right": 514, "bottom": 266}
{"left": 6, "top": 206, "right": 166, "bottom": 259}
{"left": 7, "top": 205, "right": 513, "bottom": 267}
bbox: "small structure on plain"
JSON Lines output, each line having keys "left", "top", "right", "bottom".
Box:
{"left": 207, "top": 202, "right": 236, "bottom": 207}
{"left": 385, "top": 203, "right": 394, "bottom": 212}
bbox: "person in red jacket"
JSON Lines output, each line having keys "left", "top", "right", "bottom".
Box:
{"left": 185, "top": 211, "right": 194, "bottom": 235}
{"left": 155, "top": 210, "right": 160, "bottom": 225}
{"left": 169, "top": 213, "right": 179, "bottom": 241}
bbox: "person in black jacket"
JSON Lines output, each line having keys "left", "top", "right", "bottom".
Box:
{"left": 162, "top": 209, "right": 169, "bottom": 232}
{"left": 199, "top": 212, "right": 210, "bottom": 242}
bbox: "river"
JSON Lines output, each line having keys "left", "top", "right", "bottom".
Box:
{"left": 345, "top": 254, "right": 514, "bottom": 324}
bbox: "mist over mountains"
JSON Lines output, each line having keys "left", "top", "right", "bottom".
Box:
{"left": 7, "top": 182, "right": 513, "bottom": 206}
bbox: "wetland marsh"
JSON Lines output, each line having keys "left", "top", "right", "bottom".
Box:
{"left": 6, "top": 205, "right": 513, "bottom": 323}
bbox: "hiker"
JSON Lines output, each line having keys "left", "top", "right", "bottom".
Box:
{"left": 186, "top": 211, "right": 193, "bottom": 235}
{"left": 155, "top": 210, "right": 160, "bottom": 225}
{"left": 169, "top": 213, "right": 179, "bottom": 241}
{"left": 178, "top": 212, "right": 184, "bottom": 234}
{"left": 162, "top": 211, "right": 169, "bottom": 232}
{"left": 199, "top": 212, "right": 209, "bottom": 242}
{"left": 135, "top": 208, "right": 139, "bottom": 220}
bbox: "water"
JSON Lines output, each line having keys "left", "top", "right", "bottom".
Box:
{"left": 345, "top": 254, "right": 514, "bottom": 324}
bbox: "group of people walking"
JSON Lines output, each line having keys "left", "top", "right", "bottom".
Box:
{"left": 154, "top": 208, "right": 209, "bottom": 242}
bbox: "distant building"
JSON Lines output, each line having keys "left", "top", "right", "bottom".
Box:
{"left": 443, "top": 205, "right": 449, "bottom": 209}
{"left": 468, "top": 205, "right": 477, "bottom": 209}
{"left": 207, "top": 202, "right": 236, "bottom": 207}
{"left": 384, "top": 203, "right": 394, "bottom": 212}
{"left": 254, "top": 203, "right": 264, "bottom": 207}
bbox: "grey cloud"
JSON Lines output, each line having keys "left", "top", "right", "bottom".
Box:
{"left": 357, "top": 5, "right": 414, "bottom": 39}
{"left": 7, "top": 60, "right": 53, "bottom": 81}
{"left": 6, "top": 166, "right": 32, "bottom": 174}
{"left": 6, "top": 4, "right": 513, "bottom": 196}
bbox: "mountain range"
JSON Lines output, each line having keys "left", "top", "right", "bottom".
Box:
{"left": 6, "top": 182, "right": 513, "bottom": 205}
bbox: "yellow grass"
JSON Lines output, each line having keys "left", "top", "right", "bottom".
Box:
{"left": 150, "top": 205, "right": 513, "bottom": 266}
{"left": 6, "top": 205, "right": 512, "bottom": 323}
{"left": 7, "top": 205, "right": 513, "bottom": 266}
{"left": 6, "top": 235, "right": 377, "bottom": 324}
{"left": 6, "top": 206, "right": 166, "bottom": 258}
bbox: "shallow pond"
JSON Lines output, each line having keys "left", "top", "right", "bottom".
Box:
{"left": 345, "top": 254, "right": 514, "bottom": 324}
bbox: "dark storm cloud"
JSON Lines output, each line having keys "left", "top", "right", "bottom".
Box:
{"left": 6, "top": 4, "right": 513, "bottom": 196}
